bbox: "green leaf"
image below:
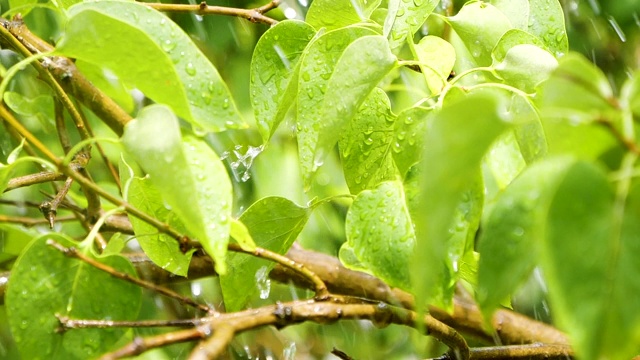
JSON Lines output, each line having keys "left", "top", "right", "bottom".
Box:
{"left": 541, "top": 160, "right": 640, "bottom": 360}
{"left": 621, "top": 71, "right": 640, "bottom": 119}
{"left": 338, "top": 88, "right": 398, "bottom": 194}
{"left": 413, "top": 92, "right": 510, "bottom": 309}
{"left": 221, "top": 197, "right": 311, "bottom": 312}
{"left": 492, "top": 44, "right": 558, "bottom": 92}
{"left": 121, "top": 105, "right": 232, "bottom": 274}
{"left": 448, "top": 2, "right": 513, "bottom": 69}
{"left": 125, "top": 176, "right": 194, "bottom": 276}
{"left": 490, "top": 0, "right": 567, "bottom": 57}
{"left": 75, "top": 60, "right": 135, "bottom": 113}
{"left": 313, "top": 35, "right": 396, "bottom": 170}
{"left": 384, "top": 0, "right": 439, "bottom": 50}
{"left": 525, "top": 0, "right": 568, "bottom": 58}
{"left": 230, "top": 219, "right": 256, "bottom": 251}
{"left": 477, "top": 156, "right": 575, "bottom": 318}
{"left": 251, "top": 20, "right": 316, "bottom": 143}
{"left": 296, "top": 26, "right": 376, "bottom": 187}
{"left": 483, "top": 131, "right": 527, "bottom": 191}
{"left": 492, "top": 29, "right": 547, "bottom": 63}
{"left": 413, "top": 36, "right": 456, "bottom": 95}
{"left": 56, "top": 0, "right": 243, "bottom": 132}
{"left": 3, "top": 91, "right": 54, "bottom": 132}
{"left": 340, "top": 180, "right": 415, "bottom": 290}
{"left": 306, "top": 0, "right": 380, "bottom": 31}
{"left": 538, "top": 53, "right": 616, "bottom": 124}
{"left": 6, "top": 234, "right": 141, "bottom": 359}
{"left": 392, "top": 106, "right": 430, "bottom": 178}
{"left": 0, "top": 224, "right": 38, "bottom": 266}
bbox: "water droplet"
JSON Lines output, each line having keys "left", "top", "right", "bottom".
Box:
{"left": 364, "top": 137, "right": 374, "bottom": 145}
{"left": 162, "top": 39, "right": 176, "bottom": 52}
{"left": 302, "top": 72, "right": 311, "bottom": 81}
{"left": 283, "top": 342, "right": 297, "bottom": 360}
{"left": 185, "top": 62, "right": 196, "bottom": 76}
{"left": 222, "top": 98, "right": 230, "bottom": 109}
{"left": 255, "top": 266, "right": 271, "bottom": 299}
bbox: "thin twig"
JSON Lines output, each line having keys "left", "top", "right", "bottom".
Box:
{"left": 56, "top": 314, "right": 207, "bottom": 330}
{"left": 4, "top": 171, "right": 66, "bottom": 192}
{"left": 144, "top": 0, "right": 281, "bottom": 25}
{"left": 99, "top": 328, "right": 207, "bottom": 360}
{"left": 54, "top": 98, "right": 71, "bottom": 154}
{"left": 39, "top": 176, "right": 74, "bottom": 228}
{"left": 0, "top": 214, "right": 76, "bottom": 226}
{"left": 431, "top": 343, "right": 573, "bottom": 360}
{"left": 46, "top": 239, "right": 213, "bottom": 314}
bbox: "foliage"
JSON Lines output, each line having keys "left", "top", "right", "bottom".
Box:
{"left": 0, "top": 0, "right": 639, "bottom": 359}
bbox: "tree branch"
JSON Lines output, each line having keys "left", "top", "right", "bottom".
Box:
{"left": 145, "top": 0, "right": 281, "bottom": 25}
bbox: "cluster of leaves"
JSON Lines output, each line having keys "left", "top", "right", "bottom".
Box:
{"left": 1, "top": 0, "right": 640, "bottom": 358}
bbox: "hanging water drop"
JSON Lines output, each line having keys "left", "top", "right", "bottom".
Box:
{"left": 185, "top": 62, "right": 196, "bottom": 76}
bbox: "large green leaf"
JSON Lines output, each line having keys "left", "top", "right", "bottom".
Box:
{"left": 384, "top": 0, "right": 439, "bottom": 50}
{"left": 490, "top": 0, "right": 568, "bottom": 57}
{"left": 306, "top": 0, "right": 380, "bottom": 31}
{"left": 125, "top": 176, "right": 195, "bottom": 277}
{"left": 6, "top": 234, "right": 141, "bottom": 359}
{"left": 340, "top": 181, "right": 415, "bottom": 290}
{"left": 313, "top": 36, "right": 396, "bottom": 171}
{"left": 221, "top": 197, "right": 311, "bottom": 312}
{"left": 541, "top": 160, "right": 640, "bottom": 360}
{"left": 413, "top": 92, "right": 510, "bottom": 309}
{"left": 338, "top": 88, "right": 397, "bottom": 194}
{"left": 0, "top": 224, "right": 38, "bottom": 266}
{"left": 121, "top": 105, "right": 232, "bottom": 274}
{"left": 251, "top": 20, "right": 316, "bottom": 143}
{"left": 538, "top": 53, "right": 616, "bottom": 124}
{"left": 392, "top": 106, "right": 430, "bottom": 178}
{"left": 296, "top": 26, "right": 376, "bottom": 187}
{"left": 477, "top": 156, "right": 575, "bottom": 318}
{"left": 56, "top": 0, "right": 243, "bottom": 132}
{"left": 448, "top": 2, "right": 512, "bottom": 69}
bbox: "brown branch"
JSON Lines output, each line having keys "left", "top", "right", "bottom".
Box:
{"left": 39, "top": 176, "right": 74, "bottom": 228}
{"left": 46, "top": 239, "right": 213, "bottom": 314}
{"left": 4, "top": 171, "right": 66, "bottom": 192}
{"left": 103, "top": 299, "right": 469, "bottom": 360}
{"left": 0, "top": 214, "right": 76, "bottom": 227}
{"left": 56, "top": 314, "right": 207, "bottom": 330}
{"left": 99, "top": 328, "right": 207, "bottom": 360}
{"left": 432, "top": 343, "right": 573, "bottom": 360}
{"left": 145, "top": 0, "right": 281, "bottom": 25}
{"left": 0, "top": 19, "right": 132, "bottom": 136}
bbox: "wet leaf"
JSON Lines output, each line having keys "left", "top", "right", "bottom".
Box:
{"left": 477, "top": 156, "right": 576, "bottom": 318}
{"left": 414, "top": 92, "right": 510, "bottom": 309}
{"left": 338, "top": 88, "right": 397, "bottom": 194}
{"left": 56, "top": 0, "right": 244, "bottom": 132}
{"left": 313, "top": 35, "right": 396, "bottom": 173}
{"left": 306, "top": 0, "right": 380, "bottom": 31}
{"left": 490, "top": 0, "right": 567, "bottom": 57}
{"left": 413, "top": 36, "right": 456, "bottom": 95}
{"left": 230, "top": 219, "right": 256, "bottom": 251}
{"left": 492, "top": 44, "right": 558, "bottom": 92}
{"left": 76, "top": 60, "right": 135, "bottom": 113}
{"left": 492, "top": 29, "right": 547, "bottom": 63}
{"left": 221, "top": 197, "right": 311, "bottom": 311}
{"left": 340, "top": 180, "right": 415, "bottom": 290}
{"left": 250, "top": 20, "right": 316, "bottom": 142}
{"left": 124, "top": 176, "right": 194, "bottom": 277}
{"left": 121, "top": 105, "right": 232, "bottom": 274}
{"left": 483, "top": 131, "right": 527, "bottom": 191}
{"left": 0, "top": 224, "right": 37, "bottom": 266}
{"left": 296, "top": 26, "right": 376, "bottom": 187}
{"left": 6, "top": 234, "right": 141, "bottom": 359}
{"left": 541, "top": 160, "right": 640, "bottom": 360}
{"left": 384, "top": 0, "right": 439, "bottom": 50}
{"left": 448, "top": 2, "right": 512, "bottom": 69}
{"left": 392, "top": 106, "right": 430, "bottom": 177}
